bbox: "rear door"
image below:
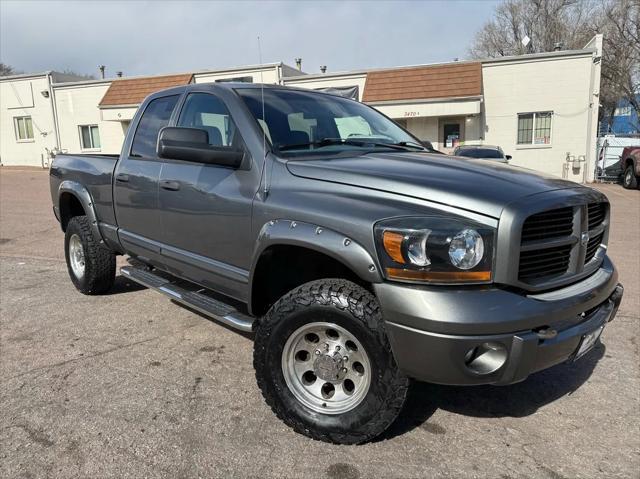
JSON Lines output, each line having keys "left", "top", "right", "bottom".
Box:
{"left": 157, "top": 91, "right": 258, "bottom": 301}
{"left": 113, "top": 94, "right": 180, "bottom": 264}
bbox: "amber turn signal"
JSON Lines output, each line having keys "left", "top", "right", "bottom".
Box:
{"left": 386, "top": 268, "right": 491, "bottom": 283}
{"left": 382, "top": 231, "right": 406, "bottom": 264}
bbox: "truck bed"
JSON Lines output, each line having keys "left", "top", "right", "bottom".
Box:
{"left": 49, "top": 153, "right": 120, "bottom": 227}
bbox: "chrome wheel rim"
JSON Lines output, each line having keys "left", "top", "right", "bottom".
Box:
{"left": 282, "top": 321, "right": 371, "bottom": 415}
{"left": 69, "top": 234, "right": 85, "bottom": 279}
{"left": 625, "top": 170, "right": 632, "bottom": 186}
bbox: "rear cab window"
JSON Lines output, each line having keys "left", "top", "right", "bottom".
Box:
{"left": 130, "top": 95, "right": 180, "bottom": 158}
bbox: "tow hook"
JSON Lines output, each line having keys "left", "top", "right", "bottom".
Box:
{"left": 609, "top": 284, "right": 624, "bottom": 322}
{"left": 535, "top": 327, "right": 558, "bottom": 340}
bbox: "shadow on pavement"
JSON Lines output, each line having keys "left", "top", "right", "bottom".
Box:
{"left": 105, "top": 275, "right": 146, "bottom": 295}
{"left": 382, "top": 342, "right": 605, "bottom": 440}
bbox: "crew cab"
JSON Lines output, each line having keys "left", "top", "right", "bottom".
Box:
{"left": 50, "top": 83, "right": 623, "bottom": 444}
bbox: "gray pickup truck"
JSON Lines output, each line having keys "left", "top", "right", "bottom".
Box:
{"left": 50, "top": 83, "right": 624, "bottom": 444}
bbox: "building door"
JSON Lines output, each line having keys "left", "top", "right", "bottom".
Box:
{"left": 439, "top": 119, "right": 464, "bottom": 154}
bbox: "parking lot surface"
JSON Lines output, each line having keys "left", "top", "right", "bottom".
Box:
{"left": 1, "top": 167, "right": 638, "bottom": 479}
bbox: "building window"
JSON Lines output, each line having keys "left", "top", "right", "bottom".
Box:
{"left": 215, "top": 76, "right": 253, "bottom": 83}
{"left": 14, "top": 116, "right": 34, "bottom": 141}
{"left": 517, "top": 112, "right": 552, "bottom": 145}
{"left": 79, "top": 125, "right": 101, "bottom": 150}
{"left": 614, "top": 106, "right": 632, "bottom": 117}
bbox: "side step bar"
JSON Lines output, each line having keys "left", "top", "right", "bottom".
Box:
{"left": 121, "top": 266, "right": 254, "bottom": 333}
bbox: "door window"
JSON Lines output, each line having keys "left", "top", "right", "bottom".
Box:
{"left": 130, "top": 95, "right": 180, "bottom": 158}
{"left": 177, "top": 93, "right": 237, "bottom": 146}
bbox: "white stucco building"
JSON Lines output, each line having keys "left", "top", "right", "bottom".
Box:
{"left": 0, "top": 71, "right": 86, "bottom": 167}
{"left": 0, "top": 36, "right": 603, "bottom": 182}
{"left": 284, "top": 35, "right": 603, "bottom": 182}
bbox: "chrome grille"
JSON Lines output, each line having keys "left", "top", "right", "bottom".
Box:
{"left": 519, "top": 244, "right": 572, "bottom": 280}
{"left": 518, "top": 207, "right": 574, "bottom": 282}
{"left": 521, "top": 207, "right": 573, "bottom": 242}
{"left": 585, "top": 232, "right": 604, "bottom": 263}
{"left": 517, "top": 201, "right": 608, "bottom": 287}
{"left": 587, "top": 203, "right": 606, "bottom": 230}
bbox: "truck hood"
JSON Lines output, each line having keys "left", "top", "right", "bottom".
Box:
{"left": 286, "top": 152, "right": 586, "bottom": 218}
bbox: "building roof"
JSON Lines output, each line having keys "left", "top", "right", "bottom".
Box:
{"left": 362, "top": 62, "right": 482, "bottom": 103}
{"left": 0, "top": 71, "right": 89, "bottom": 83}
{"left": 99, "top": 73, "right": 194, "bottom": 107}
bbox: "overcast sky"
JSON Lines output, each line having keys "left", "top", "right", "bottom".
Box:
{"left": 1, "top": 0, "right": 499, "bottom": 78}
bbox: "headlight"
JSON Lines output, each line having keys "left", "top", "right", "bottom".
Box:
{"left": 448, "top": 229, "right": 484, "bottom": 270}
{"left": 375, "top": 217, "right": 494, "bottom": 284}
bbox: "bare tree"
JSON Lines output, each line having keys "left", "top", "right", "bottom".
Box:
{"left": 0, "top": 63, "right": 18, "bottom": 76}
{"left": 596, "top": 0, "right": 640, "bottom": 130}
{"left": 60, "top": 68, "right": 96, "bottom": 80}
{"left": 469, "top": 0, "right": 640, "bottom": 130}
{"left": 469, "top": 0, "right": 597, "bottom": 58}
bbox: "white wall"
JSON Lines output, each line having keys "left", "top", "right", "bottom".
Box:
{"left": 403, "top": 117, "right": 438, "bottom": 145}
{"left": 0, "top": 75, "right": 58, "bottom": 166}
{"left": 53, "top": 81, "right": 127, "bottom": 155}
{"left": 482, "top": 53, "right": 596, "bottom": 181}
{"left": 284, "top": 74, "right": 367, "bottom": 101}
{"left": 194, "top": 66, "right": 280, "bottom": 85}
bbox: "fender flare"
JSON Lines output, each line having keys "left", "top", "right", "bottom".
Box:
{"left": 248, "top": 219, "right": 383, "bottom": 310}
{"left": 57, "top": 180, "right": 104, "bottom": 243}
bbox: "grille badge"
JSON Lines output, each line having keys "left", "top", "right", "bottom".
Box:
{"left": 580, "top": 232, "right": 590, "bottom": 247}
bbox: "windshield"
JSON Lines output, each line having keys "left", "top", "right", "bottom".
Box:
{"left": 236, "top": 88, "right": 423, "bottom": 155}
{"left": 456, "top": 148, "right": 504, "bottom": 159}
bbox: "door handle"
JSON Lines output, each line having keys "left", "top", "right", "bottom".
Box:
{"left": 160, "top": 180, "right": 180, "bottom": 191}
{"left": 115, "top": 173, "right": 129, "bottom": 182}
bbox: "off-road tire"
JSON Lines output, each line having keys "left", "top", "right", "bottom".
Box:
{"left": 253, "top": 279, "right": 409, "bottom": 444}
{"left": 622, "top": 165, "right": 638, "bottom": 189}
{"left": 64, "top": 215, "right": 116, "bottom": 294}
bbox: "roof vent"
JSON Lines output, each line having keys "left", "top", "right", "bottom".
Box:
{"left": 320, "top": 65, "right": 327, "bottom": 74}
{"left": 295, "top": 58, "right": 302, "bottom": 70}
{"left": 116, "top": 71, "right": 123, "bottom": 78}
{"left": 553, "top": 42, "right": 563, "bottom": 51}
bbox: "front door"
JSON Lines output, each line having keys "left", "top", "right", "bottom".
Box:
{"left": 113, "top": 94, "right": 180, "bottom": 264}
{"left": 441, "top": 122, "right": 461, "bottom": 154}
{"left": 157, "top": 91, "right": 257, "bottom": 301}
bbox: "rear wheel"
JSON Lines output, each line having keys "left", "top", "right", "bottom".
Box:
{"left": 254, "top": 279, "right": 408, "bottom": 444}
{"left": 64, "top": 216, "right": 116, "bottom": 294}
{"left": 623, "top": 165, "right": 638, "bottom": 189}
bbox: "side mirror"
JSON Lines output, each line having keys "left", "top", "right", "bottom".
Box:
{"left": 157, "top": 127, "right": 243, "bottom": 168}
{"left": 505, "top": 155, "right": 512, "bottom": 161}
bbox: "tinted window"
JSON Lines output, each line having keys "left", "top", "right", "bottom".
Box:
{"left": 177, "top": 93, "right": 236, "bottom": 146}
{"left": 237, "top": 88, "right": 420, "bottom": 154}
{"left": 456, "top": 148, "right": 504, "bottom": 159}
{"left": 130, "top": 95, "right": 179, "bottom": 158}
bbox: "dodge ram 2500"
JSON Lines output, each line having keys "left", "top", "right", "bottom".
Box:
{"left": 50, "top": 83, "right": 624, "bottom": 444}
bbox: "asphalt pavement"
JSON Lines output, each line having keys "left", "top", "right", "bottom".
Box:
{"left": 1, "top": 167, "right": 638, "bottom": 478}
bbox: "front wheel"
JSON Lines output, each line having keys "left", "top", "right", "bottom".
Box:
{"left": 623, "top": 165, "right": 638, "bottom": 189}
{"left": 253, "top": 279, "right": 409, "bottom": 444}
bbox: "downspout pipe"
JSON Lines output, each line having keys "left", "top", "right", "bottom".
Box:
{"left": 47, "top": 72, "right": 61, "bottom": 152}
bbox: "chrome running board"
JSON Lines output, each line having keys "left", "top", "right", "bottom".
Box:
{"left": 121, "top": 265, "right": 254, "bottom": 332}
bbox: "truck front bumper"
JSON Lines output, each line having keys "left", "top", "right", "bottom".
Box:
{"left": 374, "top": 256, "right": 623, "bottom": 385}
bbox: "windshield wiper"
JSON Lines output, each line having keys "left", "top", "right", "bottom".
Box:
{"left": 278, "top": 137, "right": 420, "bottom": 152}
{"left": 278, "top": 138, "right": 345, "bottom": 151}
{"left": 394, "top": 141, "right": 426, "bottom": 150}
